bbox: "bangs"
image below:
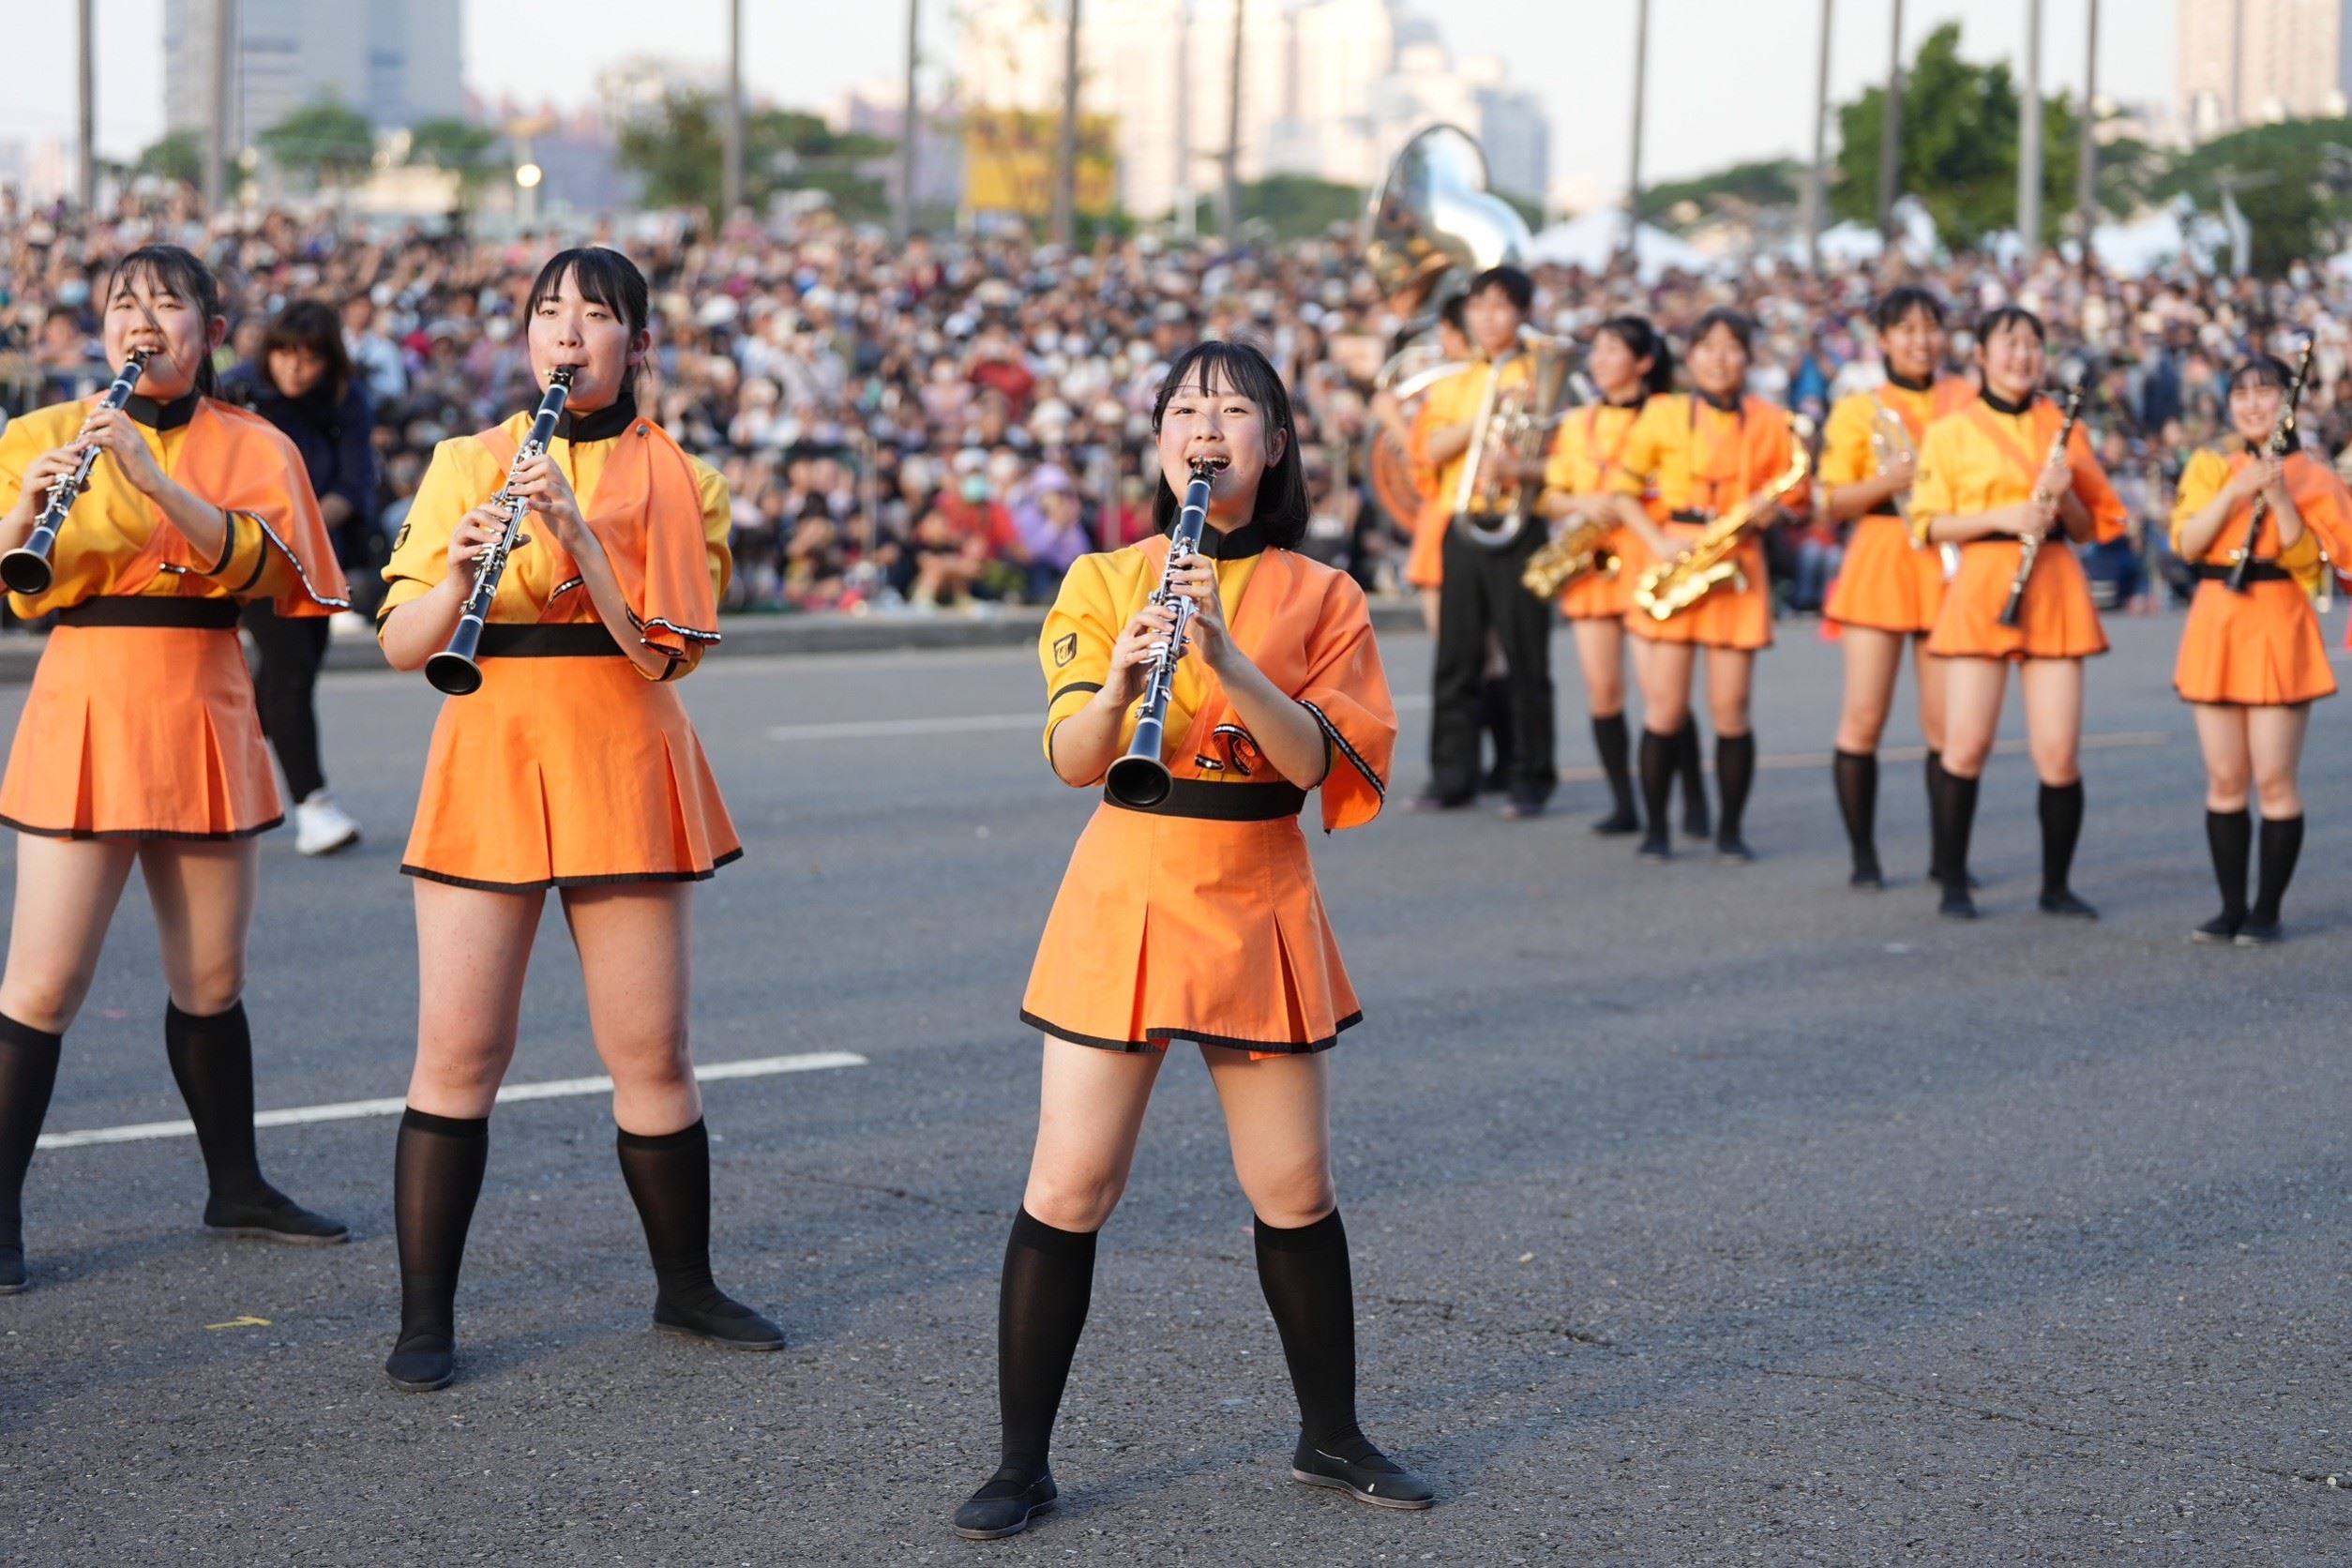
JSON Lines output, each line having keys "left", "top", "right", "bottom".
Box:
{"left": 107, "top": 246, "right": 212, "bottom": 311}
{"left": 1976, "top": 306, "right": 2046, "bottom": 346}
{"left": 2227, "top": 355, "right": 2290, "bottom": 397}
{"left": 1152, "top": 340, "right": 1289, "bottom": 430}
{"left": 525, "top": 247, "right": 649, "bottom": 335}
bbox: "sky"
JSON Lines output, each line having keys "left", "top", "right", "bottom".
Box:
{"left": 12, "top": 0, "right": 2175, "bottom": 205}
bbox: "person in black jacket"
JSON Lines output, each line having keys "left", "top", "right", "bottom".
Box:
{"left": 221, "top": 301, "right": 377, "bottom": 855}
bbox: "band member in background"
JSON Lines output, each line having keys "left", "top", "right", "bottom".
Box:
{"left": 1609, "top": 308, "right": 1804, "bottom": 862}
{"left": 1413, "top": 266, "right": 1555, "bottom": 817}
{"left": 1818, "top": 288, "right": 1976, "bottom": 889}
{"left": 0, "top": 246, "right": 353, "bottom": 1295}
{"left": 2169, "top": 354, "right": 2352, "bottom": 944}
{"left": 1911, "top": 307, "right": 2125, "bottom": 920}
{"left": 955, "top": 341, "right": 1428, "bottom": 1541}
{"left": 1537, "top": 313, "right": 1694, "bottom": 836}
{"left": 221, "top": 299, "right": 376, "bottom": 857}
{"left": 374, "top": 248, "right": 776, "bottom": 1392}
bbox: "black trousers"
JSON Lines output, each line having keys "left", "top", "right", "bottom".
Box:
{"left": 240, "top": 604, "right": 330, "bottom": 802}
{"left": 1430, "top": 521, "right": 1555, "bottom": 802}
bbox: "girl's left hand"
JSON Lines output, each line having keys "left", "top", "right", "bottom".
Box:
{"left": 74, "top": 407, "right": 168, "bottom": 497}
{"left": 1162, "top": 550, "right": 1236, "bottom": 672}
{"left": 506, "top": 454, "right": 587, "bottom": 547}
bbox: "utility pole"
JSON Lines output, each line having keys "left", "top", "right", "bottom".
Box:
{"left": 2075, "top": 0, "right": 2100, "bottom": 242}
{"left": 204, "top": 0, "right": 235, "bottom": 211}
{"left": 76, "top": 0, "right": 96, "bottom": 211}
{"left": 1051, "top": 0, "right": 1080, "bottom": 246}
{"left": 897, "top": 0, "right": 920, "bottom": 239}
{"left": 2018, "top": 0, "right": 2043, "bottom": 258}
{"left": 1804, "top": 0, "right": 1834, "bottom": 270}
{"left": 1219, "top": 0, "right": 1243, "bottom": 239}
{"left": 1877, "top": 0, "right": 1906, "bottom": 239}
{"left": 722, "top": 0, "right": 744, "bottom": 219}
{"left": 1625, "top": 0, "right": 1650, "bottom": 261}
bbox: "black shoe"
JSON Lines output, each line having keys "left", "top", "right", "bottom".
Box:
{"left": 1590, "top": 807, "right": 1642, "bottom": 837}
{"left": 1499, "top": 795, "right": 1545, "bottom": 821}
{"left": 2193, "top": 912, "right": 2242, "bottom": 944}
{"left": 384, "top": 1334, "right": 455, "bottom": 1393}
{"left": 1410, "top": 790, "right": 1474, "bottom": 813}
{"left": 2038, "top": 889, "right": 2099, "bottom": 921}
{"left": 1714, "top": 835, "right": 1753, "bottom": 865}
{"left": 1290, "top": 1436, "right": 1435, "bottom": 1511}
{"left": 1637, "top": 833, "right": 1671, "bottom": 861}
{"left": 1848, "top": 858, "right": 1885, "bottom": 891}
{"left": 1478, "top": 768, "right": 1511, "bottom": 796}
{"left": 1937, "top": 884, "right": 1977, "bottom": 920}
{"left": 203, "top": 1188, "right": 350, "bottom": 1245}
{"left": 953, "top": 1469, "right": 1058, "bottom": 1540}
{"left": 653, "top": 1289, "right": 787, "bottom": 1350}
{"left": 0, "top": 1241, "right": 24, "bottom": 1295}
{"left": 2234, "top": 921, "right": 2283, "bottom": 947}
{"left": 1681, "top": 806, "right": 1712, "bottom": 841}
{"left": 1929, "top": 865, "right": 1983, "bottom": 891}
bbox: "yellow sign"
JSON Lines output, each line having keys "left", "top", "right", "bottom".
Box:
{"left": 963, "top": 109, "right": 1117, "bottom": 219}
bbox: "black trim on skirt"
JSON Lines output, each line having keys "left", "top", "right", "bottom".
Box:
{"left": 1100, "top": 779, "right": 1307, "bottom": 821}
{"left": 53, "top": 598, "right": 243, "bottom": 629}
{"left": 1018, "top": 1007, "right": 1360, "bottom": 1056}
{"left": 475, "top": 624, "right": 626, "bottom": 659}
{"left": 2191, "top": 561, "right": 2292, "bottom": 583}
{"left": 400, "top": 846, "right": 744, "bottom": 894}
{"left": 0, "top": 812, "right": 283, "bottom": 842}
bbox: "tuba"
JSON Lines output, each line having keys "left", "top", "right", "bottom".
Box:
{"left": 1633, "top": 416, "right": 1815, "bottom": 622}
{"left": 1453, "top": 327, "right": 1576, "bottom": 549}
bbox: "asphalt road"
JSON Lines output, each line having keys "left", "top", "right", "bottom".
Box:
{"left": 3, "top": 613, "right": 2348, "bottom": 1566}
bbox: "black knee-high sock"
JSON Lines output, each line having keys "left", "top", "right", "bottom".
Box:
{"left": 1637, "top": 729, "right": 1675, "bottom": 842}
{"left": 162, "top": 1002, "right": 274, "bottom": 1203}
{"left": 1935, "top": 768, "right": 1981, "bottom": 893}
{"left": 1833, "top": 749, "right": 1879, "bottom": 868}
{"left": 1715, "top": 732, "right": 1756, "bottom": 846}
{"left": 1254, "top": 1209, "right": 1367, "bottom": 1456}
{"left": 2206, "top": 808, "right": 2253, "bottom": 921}
{"left": 1675, "top": 715, "right": 1710, "bottom": 830}
{"left": 616, "top": 1119, "right": 729, "bottom": 1311}
{"left": 2252, "top": 814, "right": 2305, "bottom": 924}
{"left": 1925, "top": 749, "right": 1948, "bottom": 877}
{"left": 996, "top": 1208, "right": 1098, "bottom": 1479}
{"left": 2038, "top": 780, "right": 2086, "bottom": 897}
{"left": 1591, "top": 713, "right": 1635, "bottom": 815}
{"left": 392, "top": 1108, "right": 489, "bottom": 1349}
{"left": 0, "top": 1014, "right": 64, "bottom": 1253}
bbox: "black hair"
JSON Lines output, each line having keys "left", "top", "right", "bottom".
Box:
{"left": 1438, "top": 292, "right": 1470, "bottom": 336}
{"left": 1148, "top": 340, "right": 1309, "bottom": 550}
{"left": 2225, "top": 354, "right": 2291, "bottom": 398}
{"left": 1595, "top": 314, "right": 1675, "bottom": 399}
{"left": 103, "top": 243, "right": 224, "bottom": 397}
{"left": 1467, "top": 265, "right": 1534, "bottom": 314}
{"left": 1873, "top": 286, "right": 1947, "bottom": 335}
{"left": 1690, "top": 307, "right": 1756, "bottom": 358}
{"left": 524, "top": 246, "right": 652, "bottom": 396}
{"left": 1974, "top": 305, "right": 2046, "bottom": 346}
{"left": 261, "top": 298, "right": 354, "bottom": 402}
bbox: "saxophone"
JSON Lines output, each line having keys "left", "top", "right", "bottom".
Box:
{"left": 1521, "top": 507, "right": 1620, "bottom": 599}
{"left": 1631, "top": 415, "right": 1814, "bottom": 623}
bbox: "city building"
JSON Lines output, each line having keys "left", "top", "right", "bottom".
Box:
{"left": 2179, "top": 0, "right": 2352, "bottom": 140}
{"left": 162, "top": 0, "right": 465, "bottom": 149}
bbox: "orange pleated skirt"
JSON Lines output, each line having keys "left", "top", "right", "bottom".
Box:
{"left": 1405, "top": 501, "right": 1448, "bottom": 590}
{"left": 1926, "top": 538, "right": 2107, "bottom": 661}
{"left": 1020, "top": 784, "right": 1360, "bottom": 1056}
{"left": 1627, "top": 522, "right": 1773, "bottom": 650}
{"left": 2174, "top": 580, "right": 2335, "bottom": 705}
{"left": 1, "top": 615, "right": 281, "bottom": 840}
{"left": 1559, "top": 526, "right": 1641, "bottom": 621}
{"left": 1825, "top": 514, "right": 1946, "bottom": 634}
{"left": 402, "top": 642, "right": 741, "bottom": 892}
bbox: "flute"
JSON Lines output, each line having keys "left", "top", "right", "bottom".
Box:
{"left": 425, "top": 368, "right": 576, "bottom": 697}
{"left": 1104, "top": 456, "right": 1225, "bottom": 809}
{"left": 1, "top": 349, "right": 153, "bottom": 596}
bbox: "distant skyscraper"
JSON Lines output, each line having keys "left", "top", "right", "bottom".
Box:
{"left": 163, "top": 0, "right": 465, "bottom": 148}
{"left": 2178, "top": 0, "right": 2352, "bottom": 140}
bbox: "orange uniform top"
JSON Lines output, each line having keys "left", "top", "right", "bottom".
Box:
{"left": 0, "top": 394, "right": 349, "bottom": 621}
{"left": 1909, "top": 394, "right": 2127, "bottom": 549}
{"left": 1606, "top": 392, "right": 1808, "bottom": 521}
{"left": 2169, "top": 446, "right": 2352, "bottom": 578}
{"left": 1544, "top": 398, "right": 1663, "bottom": 512}
{"left": 1817, "top": 376, "right": 1979, "bottom": 502}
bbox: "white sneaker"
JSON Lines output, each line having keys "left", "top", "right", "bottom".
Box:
{"left": 294, "top": 791, "right": 361, "bottom": 856}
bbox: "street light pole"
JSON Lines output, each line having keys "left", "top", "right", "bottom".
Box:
{"left": 1877, "top": 0, "right": 1905, "bottom": 239}
{"left": 897, "top": 0, "right": 920, "bottom": 240}
{"left": 1051, "top": 0, "right": 1080, "bottom": 246}
{"left": 2076, "top": 0, "right": 2100, "bottom": 242}
{"left": 722, "top": 0, "right": 744, "bottom": 219}
{"left": 76, "top": 0, "right": 96, "bottom": 211}
{"left": 1805, "top": 0, "right": 1834, "bottom": 271}
{"left": 2018, "top": 0, "right": 2043, "bottom": 258}
{"left": 1219, "top": 0, "right": 1243, "bottom": 239}
{"left": 1625, "top": 0, "right": 1650, "bottom": 262}
{"left": 204, "top": 0, "right": 235, "bottom": 211}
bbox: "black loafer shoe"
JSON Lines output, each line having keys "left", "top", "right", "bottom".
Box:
{"left": 1938, "top": 884, "right": 1978, "bottom": 920}
{"left": 1290, "top": 1437, "right": 1435, "bottom": 1511}
{"left": 1848, "top": 860, "right": 1885, "bottom": 891}
{"left": 1410, "top": 790, "right": 1474, "bottom": 813}
{"left": 1714, "top": 836, "right": 1754, "bottom": 865}
{"left": 1637, "top": 833, "right": 1671, "bottom": 861}
{"left": 654, "top": 1290, "right": 787, "bottom": 1350}
{"left": 2193, "top": 912, "right": 2242, "bottom": 943}
{"left": 953, "top": 1470, "right": 1058, "bottom": 1540}
{"left": 204, "top": 1189, "right": 350, "bottom": 1244}
{"left": 1499, "top": 796, "right": 1545, "bottom": 821}
{"left": 1929, "top": 866, "right": 1983, "bottom": 891}
{"left": 0, "top": 1241, "right": 25, "bottom": 1295}
{"left": 1590, "top": 807, "right": 1642, "bottom": 837}
{"left": 2038, "top": 889, "right": 2099, "bottom": 920}
{"left": 384, "top": 1334, "right": 455, "bottom": 1393}
{"left": 2234, "top": 921, "right": 2282, "bottom": 947}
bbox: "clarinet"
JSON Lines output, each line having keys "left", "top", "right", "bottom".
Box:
{"left": 2224, "top": 335, "right": 2315, "bottom": 596}
{"left": 425, "top": 368, "right": 576, "bottom": 697}
{"left": 1104, "top": 456, "right": 1225, "bottom": 810}
{"left": 1998, "top": 376, "right": 2088, "bottom": 630}
{"left": 1, "top": 349, "right": 153, "bottom": 596}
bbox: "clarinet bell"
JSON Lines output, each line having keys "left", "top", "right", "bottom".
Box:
{"left": 424, "top": 648, "right": 486, "bottom": 697}
{"left": 0, "top": 547, "right": 54, "bottom": 597}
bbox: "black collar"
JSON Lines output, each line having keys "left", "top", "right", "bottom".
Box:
{"left": 1981, "top": 387, "right": 2037, "bottom": 417}
{"left": 1695, "top": 388, "right": 1742, "bottom": 415}
{"left": 560, "top": 393, "right": 638, "bottom": 444}
{"left": 1193, "top": 520, "right": 1267, "bottom": 561}
{"left": 1885, "top": 369, "right": 1935, "bottom": 394}
{"left": 1603, "top": 391, "right": 1649, "bottom": 412}
{"left": 125, "top": 390, "right": 200, "bottom": 431}
{"left": 2245, "top": 439, "right": 2276, "bottom": 459}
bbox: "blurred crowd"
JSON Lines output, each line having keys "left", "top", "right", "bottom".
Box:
{"left": 9, "top": 183, "right": 2352, "bottom": 620}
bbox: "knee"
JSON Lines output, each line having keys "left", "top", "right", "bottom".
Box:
{"left": 0, "top": 973, "right": 89, "bottom": 1035}
{"left": 166, "top": 959, "right": 245, "bottom": 1019}
{"left": 606, "top": 1033, "right": 694, "bottom": 1093}
{"left": 2253, "top": 765, "right": 2300, "bottom": 815}
{"left": 1024, "top": 1166, "right": 1125, "bottom": 1234}
{"left": 1239, "top": 1154, "right": 1337, "bottom": 1232}
{"left": 2030, "top": 746, "right": 2079, "bottom": 786}
{"left": 412, "top": 1036, "right": 516, "bottom": 1105}
{"left": 2206, "top": 757, "right": 2253, "bottom": 801}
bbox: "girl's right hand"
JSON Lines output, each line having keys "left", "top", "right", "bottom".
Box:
{"left": 16, "top": 442, "right": 92, "bottom": 517}
{"left": 2226, "top": 456, "right": 2286, "bottom": 505}
{"left": 1104, "top": 602, "right": 1178, "bottom": 706}
{"left": 446, "top": 504, "right": 526, "bottom": 590}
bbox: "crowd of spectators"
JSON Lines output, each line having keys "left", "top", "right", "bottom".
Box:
{"left": 9, "top": 180, "right": 2352, "bottom": 622}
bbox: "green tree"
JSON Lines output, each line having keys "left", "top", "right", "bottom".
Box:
{"left": 1640, "top": 158, "right": 1803, "bottom": 231}
{"left": 405, "top": 116, "right": 505, "bottom": 197}
{"left": 1832, "top": 22, "right": 2086, "bottom": 249}
{"left": 135, "top": 129, "right": 204, "bottom": 188}
{"left": 1192, "top": 174, "right": 1365, "bottom": 242}
{"left": 2153, "top": 118, "right": 2352, "bottom": 275}
{"left": 258, "top": 96, "right": 377, "bottom": 188}
{"left": 614, "top": 90, "right": 892, "bottom": 219}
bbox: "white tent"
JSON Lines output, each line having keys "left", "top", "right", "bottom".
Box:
{"left": 2088, "top": 200, "right": 2224, "bottom": 276}
{"left": 1526, "top": 210, "right": 1710, "bottom": 279}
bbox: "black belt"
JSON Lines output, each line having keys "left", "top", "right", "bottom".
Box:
{"left": 1862, "top": 505, "right": 1903, "bottom": 520}
{"left": 475, "top": 624, "right": 626, "bottom": 659}
{"left": 1669, "top": 509, "right": 1713, "bottom": 525}
{"left": 54, "top": 598, "right": 242, "bottom": 629}
{"left": 1103, "top": 779, "right": 1305, "bottom": 821}
{"left": 2192, "top": 561, "right": 2292, "bottom": 583}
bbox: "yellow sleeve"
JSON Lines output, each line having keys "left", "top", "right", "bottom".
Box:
{"left": 1908, "top": 419, "right": 1964, "bottom": 546}
{"left": 2168, "top": 450, "right": 2228, "bottom": 554}
{"left": 1039, "top": 553, "right": 1121, "bottom": 770}
{"left": 1818, "top": 394, "right": 1877, "bottom": 490}
{"left": 378, "top": 437, "right": 501, "bottom": 624}
{"left": 1542, "top": 412, "right": 1581, "bottom": 493}
{"left": 0, "top": 409, "right": 47, "bottom": 516}
{"left": 1607, "top": 399, "right": 1669, "bottom": 497}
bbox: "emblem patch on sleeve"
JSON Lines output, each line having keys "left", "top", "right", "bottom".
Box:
{"left": 1053, "top": 632, "right": 1078, "bottom": 668}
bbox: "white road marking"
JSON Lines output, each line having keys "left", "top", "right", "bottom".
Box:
{"left": 34, "top": 1051, "right": 867, "bottom": 1152}
{"left": 768, "top": 693, "right": 1432, "bottom": 743}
